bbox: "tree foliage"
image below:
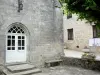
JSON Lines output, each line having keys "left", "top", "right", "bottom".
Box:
{"left": 59, "top": 0, "right": 100, "bottom": 26}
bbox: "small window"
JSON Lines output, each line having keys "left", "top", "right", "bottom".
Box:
{"left": 67, "top": 28, "right": 73, "bottom": 40}
{"left": 93, "top": 25, "right": 97, "bottom": 38}
{"left": 67, "top": 12, "right": 72, "bottom": 19}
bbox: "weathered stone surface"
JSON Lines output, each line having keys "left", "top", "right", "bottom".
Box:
{"left": 33, "top": 66, "right": 100, "bottom": 75}
{"left": 63, "top": 14, "right": 93, "bottom": 50}
{"left": 63, "top": 57, "right": 100, "bottom": 71}
{"left": 0, "top": 0, "right": 63, "bottom": 66}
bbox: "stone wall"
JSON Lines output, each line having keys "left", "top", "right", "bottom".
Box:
{"left": 62, "top": 57, "right": 100, "bottom": 71}
{"left": 63, "top": 14, "right": 93, "bottom": 51}
{"left": 0, "top": 0, "right": 64, "bottom": 66}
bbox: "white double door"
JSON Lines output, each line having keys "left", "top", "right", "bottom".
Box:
{"left": 6, "top": 34, "right": 26, "bottom": 63}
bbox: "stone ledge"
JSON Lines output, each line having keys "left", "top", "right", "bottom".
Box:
{"left": 44, "top": 59, "right": 63, "bottom": 67}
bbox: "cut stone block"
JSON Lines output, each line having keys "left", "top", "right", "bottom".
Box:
{"left": 7, "top": 68, "right": 41, "bottom": 75}
{"left": 6, "top": 64, "right": 36, "bottom": 72}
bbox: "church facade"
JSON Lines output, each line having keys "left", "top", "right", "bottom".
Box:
{"left": 0, "top": 0, "right": 64, "bottom": 66}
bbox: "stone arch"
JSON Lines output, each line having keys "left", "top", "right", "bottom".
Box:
{"left": 6, "top": 22, "right": 30, "bottom": 35}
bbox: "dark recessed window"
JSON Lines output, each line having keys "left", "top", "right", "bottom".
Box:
{"left": 67, "top": 28, "right": 73, "bottom": 40}
{"left": 93, "top": 25, "right": 100, "bottom": 38}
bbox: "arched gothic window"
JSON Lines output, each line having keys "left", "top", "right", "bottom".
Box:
{"left": 8, "top": 26, "right": 24, "bottom": 33}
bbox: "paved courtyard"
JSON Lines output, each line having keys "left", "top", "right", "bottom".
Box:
{"left": 33, "top": 49, "right": 100, "bottom": 75}
{"left": 33, "top": 65, "right": 100, "bottom": 75}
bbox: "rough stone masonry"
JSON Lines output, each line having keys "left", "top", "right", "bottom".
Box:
{"left": 0, "top": 0, "right": 64, "bottom": 67}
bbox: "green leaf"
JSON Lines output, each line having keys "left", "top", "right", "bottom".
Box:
{"left": 85, "top": 7, "right": 89, "bottom": 10}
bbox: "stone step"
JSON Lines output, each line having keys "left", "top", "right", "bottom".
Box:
{"left": 6, "top": 64, "right": 36, "bottom": 72}
{"left": 6, "top": 62, "right": 27, "bottom": 66}
{"left": 7, "top": 68, "right": 42, "bottom": 75}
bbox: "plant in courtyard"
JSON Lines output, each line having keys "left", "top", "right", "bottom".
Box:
{"left": 81, "top": 52, "right": 96, "bottom": 68}
{"left": 82, "top": 52, "right": 96, "bottom": 60}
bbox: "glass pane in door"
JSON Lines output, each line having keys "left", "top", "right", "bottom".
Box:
{"left": 7, "top": 35, "right": 15, "bottom": 50}
{"left": 22, "top": 40, "right": 24, "bottom": 46}
{"left": 18, "top": 40, "right": 21, "bottom": 46}
{"left": 18, "top": 36, "right": 25, "bottom": 50}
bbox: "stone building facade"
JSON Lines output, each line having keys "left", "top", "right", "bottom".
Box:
{"left": 63, "top": 14, "right": 93, "bottom": 51}
{"left": 0, "top": 0, "right": 64, "bottom": 67}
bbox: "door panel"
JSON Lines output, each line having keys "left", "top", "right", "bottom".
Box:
{"left": 6, "top": 35, "right": 26, "bottom": 63}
